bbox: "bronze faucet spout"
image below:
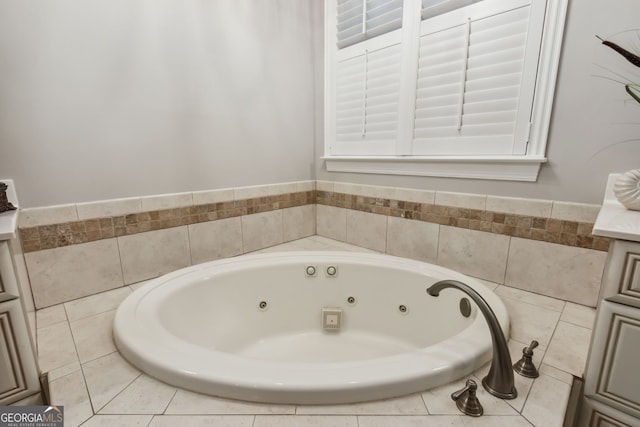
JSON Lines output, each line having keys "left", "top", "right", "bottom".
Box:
{"left": 427, "top": 279, "right": 517, "bottom": 400}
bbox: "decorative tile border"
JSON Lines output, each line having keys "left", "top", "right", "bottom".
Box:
{"left": 20, "top": 191, "right": 315, "bottom": 253}
{"left": 19, "top": 187, "right": 610, "bottom": 254}
{"left": 316, "top": 191, "right": 610, "bottom": 252}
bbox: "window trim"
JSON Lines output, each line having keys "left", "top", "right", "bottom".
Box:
{"left": 323, "top": 0, "right": 568, "bottom": 182}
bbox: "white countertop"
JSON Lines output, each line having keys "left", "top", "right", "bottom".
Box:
{"left": 593, "top": 173, "right": 640, "bottom": 242}
{"left": 0, "top": 179, "right": 19, "bottom": 240}
{"left": 0, "top": 210, "right": 18, "bottom": 241}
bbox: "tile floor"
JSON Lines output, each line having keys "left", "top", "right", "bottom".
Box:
{"left": 36, "top": 236, "right": 596, "bottom": 427}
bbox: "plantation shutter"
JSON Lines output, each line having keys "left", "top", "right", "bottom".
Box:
{"left": 332, "top": 0, "right": 404, "bottom": 155}
{"left": 337, "top": 0, "right": 404, "bottom": 49}
{"left": 412, "top": 0, "right": 541, "bottom": 155}
{"left": 333, "top": 41, "right": 402, "bottom": 155}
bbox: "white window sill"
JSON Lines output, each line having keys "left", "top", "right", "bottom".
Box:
{"left": 322, "top": 156, "right": 547, "bottom": 182}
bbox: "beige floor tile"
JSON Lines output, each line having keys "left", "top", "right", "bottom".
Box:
{"left": 48, "top": 370, "right": 93, "bottom": 427}
{"left": 37, "top": 321, "right": 79, "bottom": 373}
{"left": 521, "top": 374, "right": 571, "bottom": 427}
{"left": 297, "top": 393, "right": 427, "bottom": 415}
{"left": 560, "top": 302, "right": 596, "bottom": 329}
{"left": 81, "top": 415, "right": 153, "bottom": 427}
{"left": 500, "top": 297, "right": 561, "bottom": 347}
{"left": 495, "top": 285, "right": 565, "bottom": 312}
{"left": 472, "top": 278, "right": 500, "bottom": 290}
{"left": 358, "top": 415, "right": 465, "bottom": 427}
{"left": 69, "top": 310, "right": 116, "bottom": 363}
{"left": 99, "top": 374, "right": 177, "bottom": 414}
{"left": 149, "top": 415, "right": 255, "bottom": 427}
{"left": 64, "top": 287, "right": 131, "bottom": 322}
{"left": 128, "top": 280, "right": 153, "bottom": 291}
{"left": 538, "top": 363, "right": 574, "bottom": 385}
{"left": 254, "top": 415, "right": 358, "bottom": 427}
{"left": 47, "top": 360, "right": 82, "bottom": 382}
{"left": 257, "top": 243, "right": 304, "bottom": 253}
{"left": 36, "top": 304, "right": 67, "bottom": 328}
{"left": 459, "top": 415, "right": 533, "bottom": 426}
{"left": 283, "top": 237, "right": 335, "bottom": 251}
{"left": 82, "top": 352, "right": 141, "bottom": 411}
{"left": 543, "top": 321, "right": 592, "bottom": 377}
{"left": 164, "top": 389, "right": 295, "bottom": 415}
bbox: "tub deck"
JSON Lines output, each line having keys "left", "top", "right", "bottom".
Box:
{"left": 36, "top": 236, "right": 594, "bottom": 427}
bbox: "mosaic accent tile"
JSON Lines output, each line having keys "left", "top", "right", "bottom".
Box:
{"left": 316, "top": 191, "right": 608, "bottom": 252}
{"left": 20, "top": 191, "right": 315, "bottom": 253}
{"left": 19, "top": 189, "right": 608, "bottom": 255}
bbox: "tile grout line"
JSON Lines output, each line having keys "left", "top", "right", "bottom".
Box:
{"left": 92, "top": 371, "right": 143, "bottom": 415}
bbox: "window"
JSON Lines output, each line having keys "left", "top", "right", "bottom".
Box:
{"left": 324, "top": 0, "right": 568, "bottom": 181}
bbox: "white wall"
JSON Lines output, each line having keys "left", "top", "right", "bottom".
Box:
{"left": 0, "top": 0, "right": 316, "bottom": 207}
{"left": 315, "top": 0, "right": 640, "bottom": 204}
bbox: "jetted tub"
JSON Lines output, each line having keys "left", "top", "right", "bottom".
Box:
{"left": 114, "top": 251, "right": 509, "bottom": 404}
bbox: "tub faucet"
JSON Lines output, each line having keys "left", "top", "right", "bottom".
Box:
{"left": 427, "top": 279, "right": 517, "bottom": 400}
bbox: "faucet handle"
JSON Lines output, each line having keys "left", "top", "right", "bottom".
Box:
{"left": 524, "top": 340, "right": 538, "bottom": 355}
{"left": 451, "top": 379, "right": 483, "bottom": 417}
{"left": 513, "top": 340, "right": 540, "bottom": 378}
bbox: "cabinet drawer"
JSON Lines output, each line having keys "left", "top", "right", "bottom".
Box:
{"left": 601, "top": 240, "right": 640, "bottom": 307}
{"left": 584, "top": 300, "right": 640, "bottom": 419}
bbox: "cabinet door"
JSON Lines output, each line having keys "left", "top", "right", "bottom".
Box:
{"left": 580, "top": 397, "right": 639, "bottom": 427}
{"left": 601, "top": 240, "right": 640, "bottom": 308}
{"left": 0, "top": 299, "right": 40, "bottom": 405}
{"left": 584, "top": 300, "right": 640, "bottom": 419}
{"left": 0, "top": 240, "right": 20, "bottom": 302}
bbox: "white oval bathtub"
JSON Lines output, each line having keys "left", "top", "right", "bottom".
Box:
{"left": 113, "top": 251, "right": 509, "bottom": 404}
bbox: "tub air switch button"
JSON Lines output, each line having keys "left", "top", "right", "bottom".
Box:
{"left": 305, "top": 266, "right": 317, "bottom": 276}
{"left": 326, "top": 266, "right": 338, "bottom": 276}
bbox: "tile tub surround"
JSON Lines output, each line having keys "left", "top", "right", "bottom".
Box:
{"left": 21, "top": 183, "right": 316, "bottom": 308}
{"left": 18, "top": 180, "right": 607, "bottom": 308}
{"left": 38, "top": 237, "right": 592, "bottom": 427}
{"left": 315, "top": 189, "right": 609, "bottom": 252}
{"left": 19, "top": 189, "right": 315, "bottom": 253}
{"left": 315, "top": 184, "right": 608, "bottom": 307}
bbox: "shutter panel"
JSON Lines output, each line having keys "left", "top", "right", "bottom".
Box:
{"left": 333, "top": 41, "right": 402, "bottom": 155}
{"left": 337, "top": 0, "right": 403, "bottom": 49}
{"left": 412, "top": 0, "right": 535, "bottom": 155}
{"left": 421, "top": 0, "right": 484, "bottom": 20}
